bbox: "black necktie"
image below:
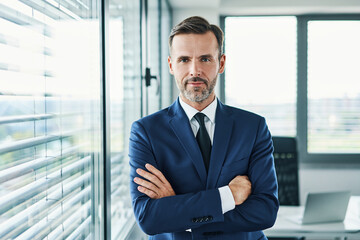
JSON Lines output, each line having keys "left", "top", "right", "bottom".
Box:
{"left": 193, "top": 113, "right": 211, "bottom": 172}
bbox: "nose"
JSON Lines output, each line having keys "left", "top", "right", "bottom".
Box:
{"left": 190, "top": 61, "right": 201, "bottom": 77}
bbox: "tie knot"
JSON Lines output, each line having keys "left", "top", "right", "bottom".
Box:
{"left": 194, "top": 112, "right": 206, "bottom": 126}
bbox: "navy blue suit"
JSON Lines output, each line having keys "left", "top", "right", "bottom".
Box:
{"left": 129, "top": 98, "right": 279, "bottom": 239}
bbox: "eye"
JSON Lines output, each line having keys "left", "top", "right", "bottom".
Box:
{"left": 178, "top": 58, "right": 189, "bottom": 63}
{"left": 201, "top": 58, "right": 211, "bottom": 62}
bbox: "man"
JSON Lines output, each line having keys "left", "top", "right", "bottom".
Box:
{"left": 129, "top": 16, "right": 279, "bottom": 240}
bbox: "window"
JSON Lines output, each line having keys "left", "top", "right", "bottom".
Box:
{"left": 160, "top": 0, "right": 173, "bottom": 108}
{"left": 108, "top": 0, "right": 142, "bottom": 239}
{"left": 108, "top": 0, "right": 172, "bottom": 238}
{"left": 224, "top": 16, "right": 297, "bottom": 137}
{"left": 307, "top": 20, "right": 360, "bottom": 154}
{"left": 0, "top": 0, "right": 102, "bottom": 239}
{"left": 223, "top": 15, "right": 360, "bottom": 163}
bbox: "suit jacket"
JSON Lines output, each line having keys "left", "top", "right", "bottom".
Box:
{"left": 129, "top": 98, "right": 279, "bottom": 240}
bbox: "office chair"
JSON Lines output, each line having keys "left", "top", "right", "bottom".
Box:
{"left": 268, "top": 137, "right": 303, "bottom": 240}
{"left": 272, "top": 137, "right": 299, "bottom": 206}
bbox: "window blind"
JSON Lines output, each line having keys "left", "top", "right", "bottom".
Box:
{"left": 0, "top": 0, "right": 101, "bottom": 239}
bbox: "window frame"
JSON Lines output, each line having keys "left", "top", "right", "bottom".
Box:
{"left": 220, "top": 14, "right": 360, "bottom": 165}
{"left": 298, "top": 14, "right": 360, "bottom": 164}
{"left": 0, "top": 0, "right": 103, "bottom": 239}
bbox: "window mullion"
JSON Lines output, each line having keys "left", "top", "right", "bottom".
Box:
{"left": 297, "top": 16, "right": 309, "bottom": 163}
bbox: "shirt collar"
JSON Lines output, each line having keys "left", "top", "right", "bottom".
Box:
{"left": 179, "top": 97, "right": 217, "bottom": 124}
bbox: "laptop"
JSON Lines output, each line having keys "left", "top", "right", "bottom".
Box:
{"left": 288, "top": 191, "right": 351, "bottom": 225}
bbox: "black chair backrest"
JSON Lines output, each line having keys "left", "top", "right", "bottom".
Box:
{"left": 272, "top": 137, "right": 299, "bottom": 206}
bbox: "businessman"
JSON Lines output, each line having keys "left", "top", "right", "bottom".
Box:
{"left": 129, "top": 16, "right": 279, "bottom": 240}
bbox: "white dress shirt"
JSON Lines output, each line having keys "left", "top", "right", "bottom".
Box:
{"left": 179, "top": 97, "right": 235, "bottom": 214}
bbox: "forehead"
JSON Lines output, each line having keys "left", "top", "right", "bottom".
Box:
{"left": 171, "top": 31, "right": 218, "bottom": 57}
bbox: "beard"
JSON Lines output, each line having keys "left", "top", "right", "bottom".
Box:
{"left": 179, "top": 76, "right": 217, "bottom": 103}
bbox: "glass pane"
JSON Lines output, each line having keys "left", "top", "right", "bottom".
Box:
{"left": 160, "top": 0, "right": 172, "bottom": 108}
{"left": 146, "top": 0, "right": 160, "bottom": 114}
{"left": 0, "top": 0, "right": 102, "bottom": 239}
{"left": 108, "top": 0, "right": 141, "bottom": 239}
{"left": 308, "top": 20, "right": 360, "bottom": 153}
{"left": 225, "top": 17, "right": 297, "bottom": 137}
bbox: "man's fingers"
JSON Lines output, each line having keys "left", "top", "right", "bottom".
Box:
{"left": 136, "top": 168, "right": 163, "bottom": 188}
{"left": 137, "top": 186, "right": 158, "bottom": 199}
{"left": 145, "top": 164, "right": 168, "bottom": 184}
{"left": 134, "top": 177, "right": 158, "bottom": 192}
{"left": 135, "top": 165, "right": 176, "bottom": 199}
{"left": 145, "top": 164, "right": 174, "bottom": 190}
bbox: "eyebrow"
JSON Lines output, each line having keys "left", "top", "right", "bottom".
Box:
{"left": 199, "top": 54, "right": 214, "bottom": 59}
{"left": 176, "top": 54, "right": 214, "bottom": 60}
{"left": 176, "top": 56, "right": 190, "bottom": 60}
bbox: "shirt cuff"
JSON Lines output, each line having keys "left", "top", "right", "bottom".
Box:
{"left": 218, "top": 186, "right": 236, "bottom": 214}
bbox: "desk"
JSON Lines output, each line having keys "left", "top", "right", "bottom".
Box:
{"left": 265, "top": 196, "right": 360, "bottom": 239}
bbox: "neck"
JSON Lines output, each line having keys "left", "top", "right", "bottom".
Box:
{"left": 180, "top": 93, "right": 216, "bottom": 111}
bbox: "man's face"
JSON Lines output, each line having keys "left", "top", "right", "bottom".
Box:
{"left": 168, "top": 31, "right": 225, "bottom": 103}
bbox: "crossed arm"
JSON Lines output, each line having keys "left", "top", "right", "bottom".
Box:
{"left": 134, "top": 163, "right": 252, "bottom": 205}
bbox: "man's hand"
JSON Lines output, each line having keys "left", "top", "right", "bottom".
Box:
{"left": 229, "top": 175, "right": 252, "bottom": 205}
{"left": 134, "top": 164, "right": 175, "bottom": 199}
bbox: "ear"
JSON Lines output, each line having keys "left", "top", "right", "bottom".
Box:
{"left": 168, "top": 56, "right": 174, "bottom": 75}
{"left": 218, "top": 54, "right": 226, "bottom": 74}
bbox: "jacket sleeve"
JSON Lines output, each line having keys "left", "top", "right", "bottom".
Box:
{"left": 191, "top": 117, "right": 279, "bottom": 238}
{"left": 129, "top": 121, "right": 224, "bottom": 235}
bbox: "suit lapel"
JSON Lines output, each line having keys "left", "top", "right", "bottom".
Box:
{"left": 206, "top": 100, "right": 234, "bottom": 189}
{"left": 168, "top": 99, "right": 207, "bottom": 187}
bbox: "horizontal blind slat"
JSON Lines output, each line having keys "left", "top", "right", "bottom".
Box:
{"left": 15, "top": 187, "right": 91, "bottom": 240}
{"left": 46, "top": 203, "right": 91, "bottom": 240}
{"left": 18, "top": 0, "right": 77, "bottom": 20}
{"left": 0, "top": 135, "right": 61, "bottom": 155}
{"left": 65, "top": 216, "right": 91, "bottom": 240}
{"left": 0, "top": 113, "right": 55, "bottom": 124}
{"left": 0, "top": 171, "right": 91, "bottom": 238}
{"left": 0, "top": 155, "right": 91, "bottom": 215}
{"left": 0, "top": 129, "right": 87, "bottom": 154}
{"left": 0, "top": 2, "right": 51, "bottom": 36}
{"left": 0, "top": 145, "right": 84, "bottom": 183}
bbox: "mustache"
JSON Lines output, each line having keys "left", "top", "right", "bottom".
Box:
{"left": 185, "top": 77, "right": 208, "bottom": 85}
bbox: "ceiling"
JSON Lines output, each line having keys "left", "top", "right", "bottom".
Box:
{"left": 168, "top": 0, "right": 220, "bottom": 8}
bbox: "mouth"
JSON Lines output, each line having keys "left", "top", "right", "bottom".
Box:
{"left": 188, "top": 82, "right": 205, "bottom": 86}
{"left": 185, "top": 77, "right": 208, "bottom": 87}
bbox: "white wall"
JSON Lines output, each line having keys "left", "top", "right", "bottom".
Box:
{"left": 170, "top": 1, "right": 360, "bottom": 202}
{"left": 172, "top": 8, "right": 220, "bottom": 27}
{"left": 299, "top": 167, "right": 360, "bottom": 204}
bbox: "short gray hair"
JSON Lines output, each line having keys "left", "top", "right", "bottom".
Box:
{"left": 169, "top": 16, "right": 224, "bottom": 59}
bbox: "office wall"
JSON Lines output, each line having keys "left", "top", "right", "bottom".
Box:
{"left": 299, "top": 167, "right": 360, "bottom": 205}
